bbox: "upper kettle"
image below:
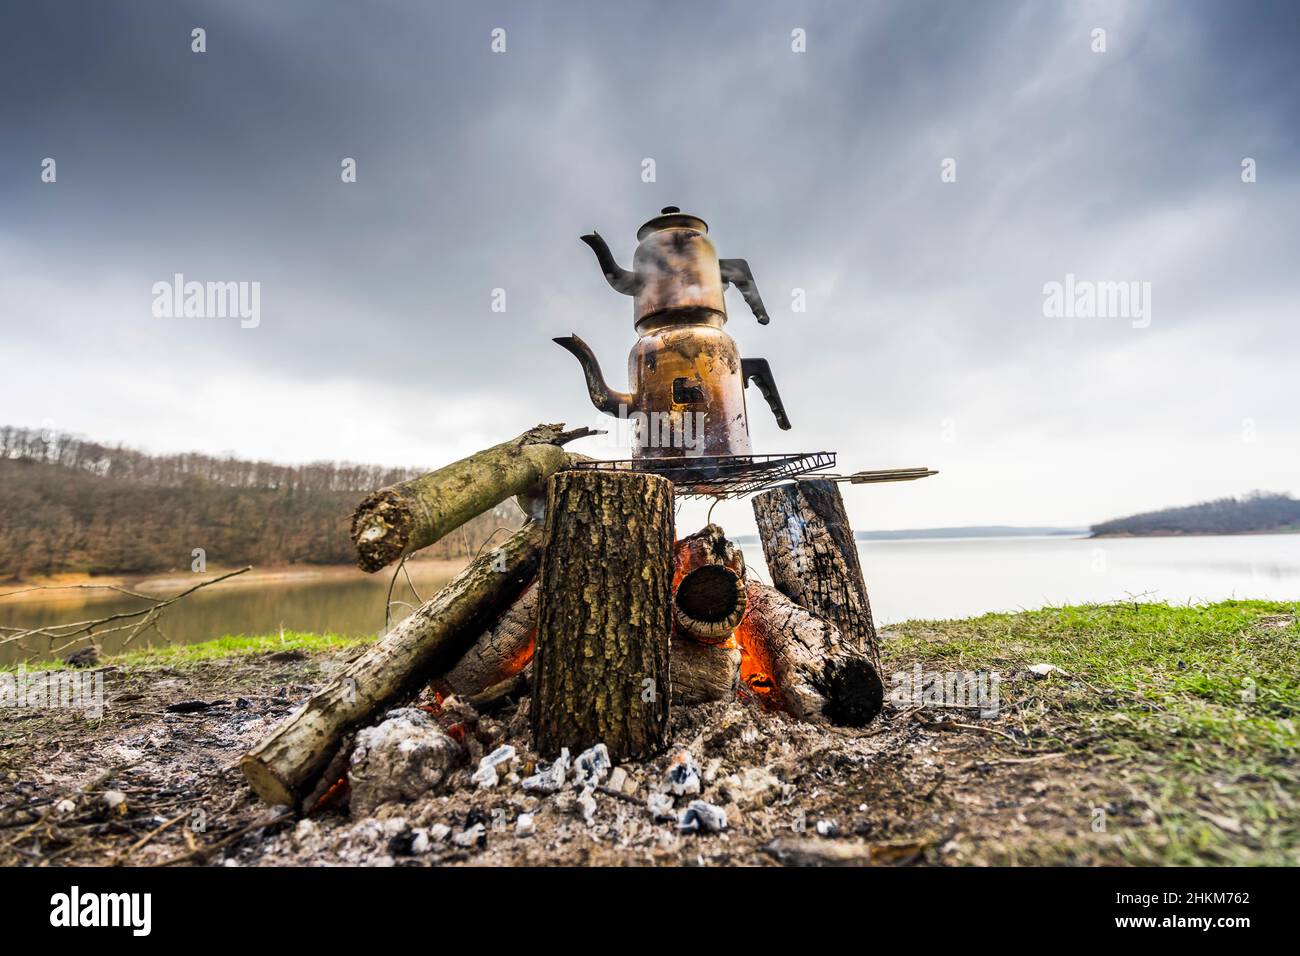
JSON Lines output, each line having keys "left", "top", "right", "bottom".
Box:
{"left": 580, "top": 207, "right": 771, "bottom": 328}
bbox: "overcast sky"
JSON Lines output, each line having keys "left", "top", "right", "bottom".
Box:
{"left": 2, "top": 0, "right": 1297, "bottom": 534}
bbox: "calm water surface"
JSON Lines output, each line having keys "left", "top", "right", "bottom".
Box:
{"left": 4, "top": 534, "right": 1298, "bottom": 665}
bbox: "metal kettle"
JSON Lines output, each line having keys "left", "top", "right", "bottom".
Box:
{"left": 556, "top": 207, "right": 790, "bottom": 460}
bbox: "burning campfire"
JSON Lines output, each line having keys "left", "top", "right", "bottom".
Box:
{"left": 239, "top": 208, "right": 930, "bottom": 828}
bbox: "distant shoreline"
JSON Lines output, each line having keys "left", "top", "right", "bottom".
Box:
{"left": 8, "top": 528, "right": 1297, "bottom": 600}
{"left": 0, "top": 558, "right": 470, "bottom": 605}
{"left": 1090, "top": 528, "right": 1300, "bottom": 540}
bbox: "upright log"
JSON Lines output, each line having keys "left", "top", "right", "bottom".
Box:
{"left": 531, "top": 471, "right": 674, "bottom": 761}
{"left": 753, "top": 479, "right": 882, "bottom": 676}
{"left": 350, "top": 423, "right": 592, "bottom": 573}
{"left": 241, "top": 521, "right": 543, "bottom": 807}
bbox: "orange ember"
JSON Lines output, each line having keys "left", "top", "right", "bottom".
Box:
{"left": 733, "top": 616, "right": 783, "bottom": 709}
{"left": 502, "top": 631, "right": 537, "bottom": 678}
{"left": 309, "top": 776, "right": 350, "bottom": 815}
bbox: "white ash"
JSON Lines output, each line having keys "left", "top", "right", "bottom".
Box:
{"left": 348, "top": 708, "right": 464, "bottom": 816}
{"left": 575, "top": 787, "right": 598, "bottom": 824}
{"left": 815, "top": 819, "right": 839, "bottom": 837}
{"left": 453, "top": 822, "right": 486, "bottom": 848}
{"left": 522, "top": 747, "right": 570, "bottom": 794}
{"left": 515, "top": 813, "right": 536, "bottom": 836}
{"left": 471, "top": 744, "right": 517, "bottom": 789}
{"left": 646, "top": 792, "right": 676, "bottom": 823}
{"left": 1026, "top": 663, "right": 1070, "bottom": 678}
{"left": 679, "top": 800, "right": 728, "bottom": 834}
{"left": 663, "top": 750, "right": 701, "bottom": 796}
{"left": 572, "top": 743, "right": 611, "bottom": 787}
{"left": 719, "top": 767, "right": 783, "bottom": 809}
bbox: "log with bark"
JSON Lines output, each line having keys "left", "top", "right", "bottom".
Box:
{"left": 531, "top": 470, "right": 674, "bottom": 761}
{"left": 350, "top": 423, "right": 594, "bottom": 573}
{"left": 672, "top": 524, "right": 747, "bottom": 643}
{"left": 736, "top": 582, "right": 883, "bottom": 726}
{"left": 670, "top": 636, "right": 740, "bottom": 705}
{"left": 753, "top": 479, "right": 883, "bottom": 679}
{"left": 241, "top": 521, "right": 543, "bottom": 807}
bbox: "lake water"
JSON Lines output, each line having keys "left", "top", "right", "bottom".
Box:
{"left": 3, "top": 534, "right": 1298, "bottom": 666}
{"left": 758, "top": 533, "right": 1300, "bottom": 626}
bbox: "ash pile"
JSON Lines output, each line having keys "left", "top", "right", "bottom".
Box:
{"left": 257, "top": 694, "right": 885, "bottom": 867}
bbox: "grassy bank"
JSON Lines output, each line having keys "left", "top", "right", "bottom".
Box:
{"left": 890, "top": 599, "right": 1298, "bottom": 864}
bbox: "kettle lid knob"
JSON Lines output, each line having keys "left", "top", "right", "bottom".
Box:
{"left": 660, "top": 205, "right": 680, "bottom": 214}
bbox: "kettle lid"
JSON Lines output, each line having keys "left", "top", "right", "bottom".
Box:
{"left": 637, "top": 205, "right": 709, "bottom": 241}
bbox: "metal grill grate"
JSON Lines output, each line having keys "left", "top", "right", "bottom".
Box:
{"left": 568, "top": 451, "right": 836, "bottom": 499}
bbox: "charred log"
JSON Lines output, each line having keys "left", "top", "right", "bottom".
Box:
{"left": 753, "top": 479, "right": 882, "bottom": 676}
{"left": 672, "top": 523, "right": 747, "bottom": 643}
{"left": 432, "top": 581, "right": 538, "bottom": 699}
{"left": 465, "top": 668, "right": 531, "bottom": 713}
{"left": 670, "top": 636, "right": 740, "bottom": 705}
{"left": 737, "top": 582, "right": 883, "bottom": 726}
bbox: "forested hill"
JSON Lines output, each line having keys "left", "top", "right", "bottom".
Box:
{"left": 0, "top": 426, "right": 522, "bottom": 578}
{"left": 1091, "top": 492, "right": 1300, "bottom": 538}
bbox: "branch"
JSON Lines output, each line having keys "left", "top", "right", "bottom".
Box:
{"left": 0, "top": 567, "right": 253, "bottom": 651}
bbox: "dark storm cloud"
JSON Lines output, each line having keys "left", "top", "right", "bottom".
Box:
{"left": 1, "top": 0, "right": 1297, "bottom": 524}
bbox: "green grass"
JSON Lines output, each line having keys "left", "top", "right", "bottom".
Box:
{"left": 3, "top": 630, "right": 374, "bottom": 672}
{"left": 888, "top": 599, "right": 1299, "bottom": 865}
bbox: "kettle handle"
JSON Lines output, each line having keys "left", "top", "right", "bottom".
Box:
{"left": 741, "top": 358, "right": 791, "bottom": 430}
{"left": 719, "top": 259, "right": 771, "bottom": 325}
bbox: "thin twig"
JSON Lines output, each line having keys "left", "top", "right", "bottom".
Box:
{"left": 153, "top": 811, "right": 291, "bottom": 867}
{"left": 0, "top": 567, "right": 252, "bottom": 650}
{"left": 113, "top": 810, "right": 190, "bottom": 866}
{"left": 911, "top": 711, "right": 1026, "bottom": 746}
{"left": 0, "top": 582, "right": 159, "bottom": 602}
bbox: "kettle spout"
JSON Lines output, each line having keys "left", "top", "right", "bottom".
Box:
{"left": 580, "top": 231, "right": 641, "bottom": 295}
{"left": 553, "top": 334, "right": 633, "bottom": 418}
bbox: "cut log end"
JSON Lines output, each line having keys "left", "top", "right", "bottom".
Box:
{"left": 239, "top": 754, "right": 297, "bottom": 807}
{"left": 674, "top": 564, "right": 747, "bottom": 643}
{"left": 351, "top": 489, "right": 414, "bottom": 573}
{"left": 820, "top": 655, "right": 885, "bottom": 726}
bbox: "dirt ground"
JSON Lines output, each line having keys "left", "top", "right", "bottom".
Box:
{"left": 1, "top": 631, "right": 1225, "bottom": 868}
